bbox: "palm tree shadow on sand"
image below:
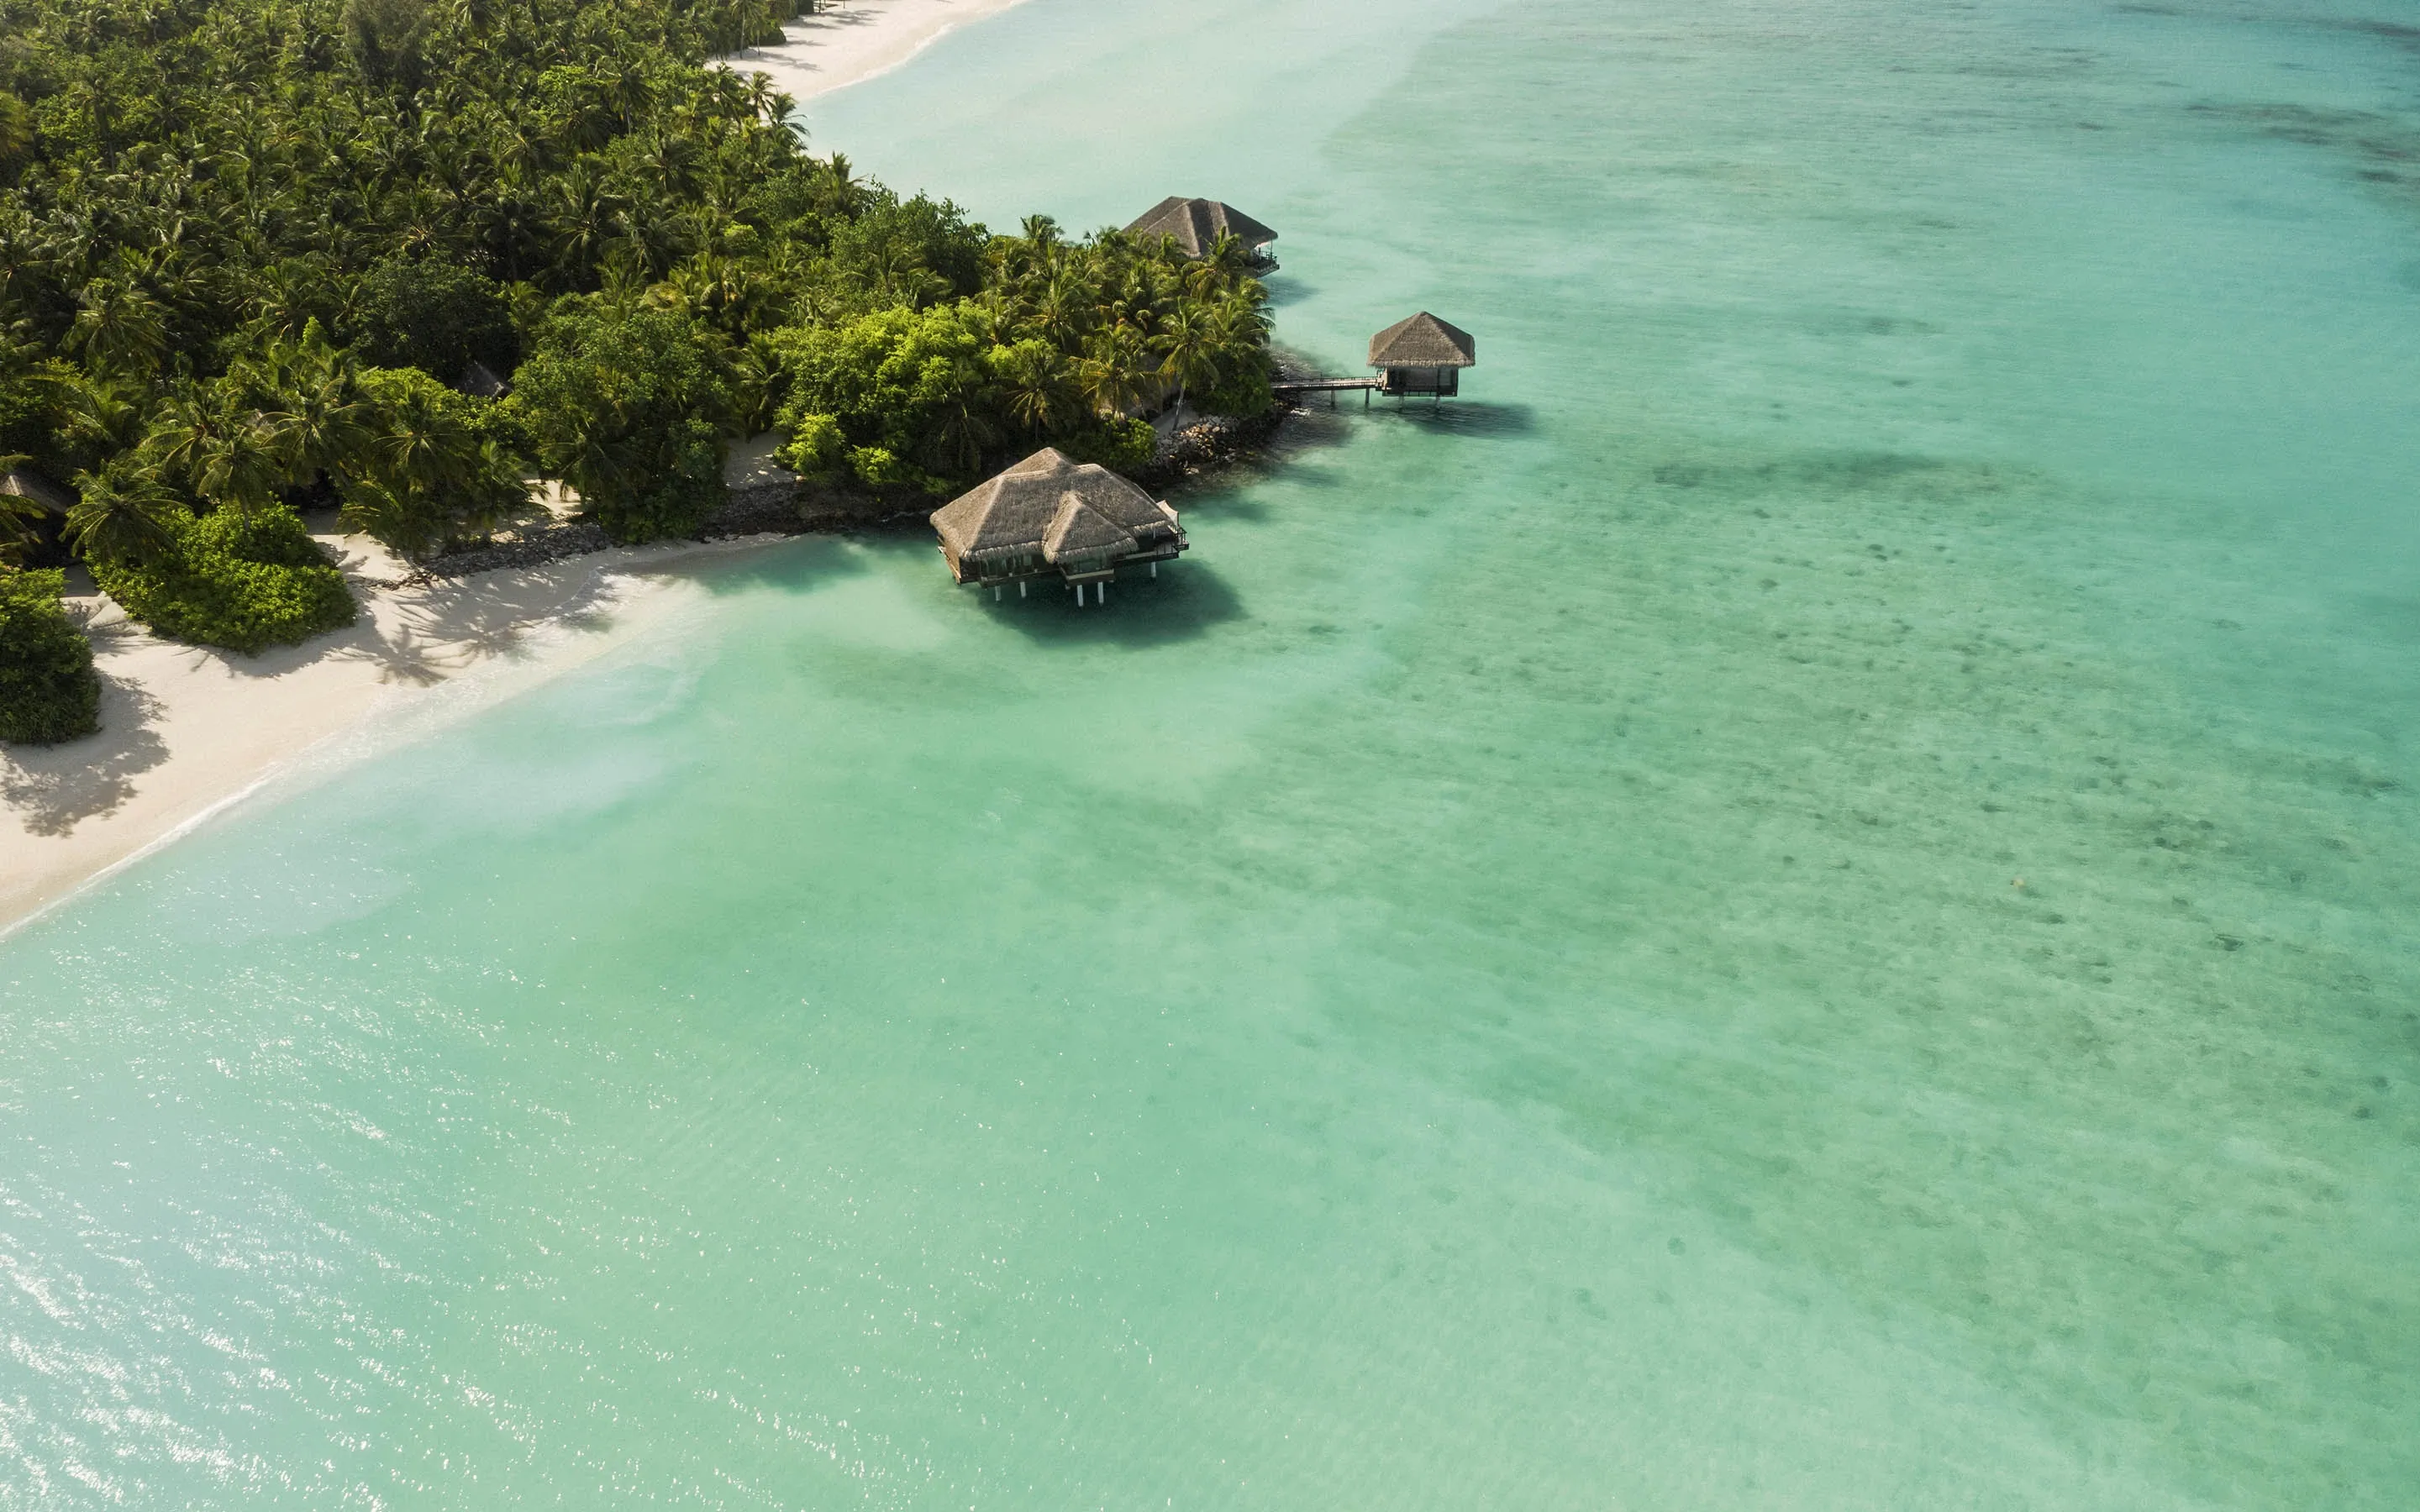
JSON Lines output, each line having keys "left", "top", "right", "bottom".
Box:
{"left": 0, "top": 666, "right": 170, "bottom": 837}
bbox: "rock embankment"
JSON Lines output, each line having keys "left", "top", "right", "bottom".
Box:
{"left": 405, "top": 404, "right": 1293, "bottom": 584}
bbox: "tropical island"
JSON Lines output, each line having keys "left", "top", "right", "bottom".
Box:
{"left": 0, "top": 0, "right": 1278, "bottom": 753}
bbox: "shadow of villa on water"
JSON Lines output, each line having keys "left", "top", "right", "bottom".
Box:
{"left": 971, "top": 559, "right": 1247, "bottom": 648}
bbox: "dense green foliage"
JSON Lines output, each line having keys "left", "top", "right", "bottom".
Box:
{"left": 0, "top": 0, "right": 1274, "bottom": 644}
{"left": 509, "top": 303, "right": 732, "bottom": 542}
{"left": 89, "top": 502, "right": 356, "bottom": 653}
{"left": 0, "top": 566, "right": 99, "bottom": 743}
{"left": 763, "top": 214, "right": 1275, "bottom": 501}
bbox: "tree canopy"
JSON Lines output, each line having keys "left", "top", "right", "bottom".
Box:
{"left": 0, "top": 0, "right": 1276, "bottom": 673}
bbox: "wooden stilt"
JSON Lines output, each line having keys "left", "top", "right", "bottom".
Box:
{"left": 1019, "top": 580, "right": 1027, "bottom": 598}
{"left": 1150, "top": 561, "right": 1157, "bottom": 579}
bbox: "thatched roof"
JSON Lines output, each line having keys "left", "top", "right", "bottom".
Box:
{"left": 0, "top": 469, "right": 74, "bottom": 516}
{"left": 1124, "top": 197, "right": 1277, "bottom": 258}
{"left": 931, "top": 448, "right": 1181, "bottom": 579}
{"left": 1368, "top": 312, "right": 1476, "bottom": 369}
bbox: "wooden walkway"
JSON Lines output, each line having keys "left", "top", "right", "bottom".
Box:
{"left": 1273, "top": 376, "right": 1386, "bottom": 393}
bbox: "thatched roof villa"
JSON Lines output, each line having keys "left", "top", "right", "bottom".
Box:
{"left": 930, "top": 448, "right": 1186, "bottom": 606}
{"left": 0, "top": 468, "right": 73, "bottom": 517}
{"left": 1125, "top": 197, "right": 1278, "bottom": 271}
{"left": 1370, "top": 312, "right": 1477, "bottom": 396}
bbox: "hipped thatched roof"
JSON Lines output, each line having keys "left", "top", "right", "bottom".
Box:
{"left": 1124, "top": 197, "right": 1277, "bottom": 258}
{"left": 0, "top": 469, "right": 74, "bottom": 515}
{"left": 1368, "top": 312, "right": 1476, "bottom": 369}
{"left": 931, "top": 448, "right": 1182, "bottom": 580}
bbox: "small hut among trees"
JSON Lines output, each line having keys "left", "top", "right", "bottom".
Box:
{"left": 1369, "top": 312, "right": 1477, "bottom": 396}
{"left": 0, "top": 469, "right": 73, "bottom": 560}
{"left": 1125, "top": 197, "right": 1279, "bottom": 272}
{"left": 930, "top": 448, "right": 1186, "bottom": 606}
{"left": 0, "top": 469, "right": 74, "bottom": 518}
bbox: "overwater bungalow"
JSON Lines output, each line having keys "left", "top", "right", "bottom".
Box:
{"left": 1124, "top": 197, "right": 1278, "bottom": 271}
{"left": 1369, "top": 312, "right": 1477, "bottom": 396}
{"left": 930, "top": 448, "right": 1186, "bottom": 606}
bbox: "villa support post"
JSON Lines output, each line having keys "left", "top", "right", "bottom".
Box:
{"left": 1019, "top": 580, "right": 1027, "bottom": 598}
{"left": 1150, "top": 562, "right": 1158, "bottom": 579}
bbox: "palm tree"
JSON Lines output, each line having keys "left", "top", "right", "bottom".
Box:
{"left": 66, "top": 275, "right": 171, "bottom": 381}
{"left": 47, "top": 371, "right": 149, "bottom": 459}
{"left": 924, "top": 379, "right": 996, "bottom": 479}
{"left": 373, "top": 382, "right": 478, "bottom": 496}
{"left": 145, "top": 390, "right": 283, "bottom": 522}
{"left": 635, "top": 128, "right": 701, "bottom": 198}
{"left": 994, "top": 340, "right": 1076, "bottom": 438}
{"left": 64, "top": 463, "right": 181, "bottom": 565}
{"left": 1031, "top": 270, "right": 1092, "bottom": 348}
{"left": 245, "top": 324, "right": 374, "bottom": 489}
{"left": 823, "top": 152, "right": 866, "bottom": 217}
{"left": 1197, "top": 231, "right": 1258, "bottom": 291}
{"left": 744, "top": 71, "right": 795, "bottom": 126}
{"left": 1153, "top": 305, "right": 1221, "bottom": 415}
{"left": 543, "top": 162, "right": 630, "bottom": 284}
{"left": 1079, "top": 325, "right": 1156, "bottom": 418}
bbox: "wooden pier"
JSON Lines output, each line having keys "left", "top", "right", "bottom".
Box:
{"left": 1275, "top": 377, "right": 1386, "bottom": 394}
{"left": 1273, "top": 375, "right": 1386, "bottom": 407}
{"left": 1276, "top": 313, "right": 1480, "bottom": 407}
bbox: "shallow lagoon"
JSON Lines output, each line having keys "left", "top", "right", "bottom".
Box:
{"left": 5, "top": 0, "right": 2417, "bottom": 1504}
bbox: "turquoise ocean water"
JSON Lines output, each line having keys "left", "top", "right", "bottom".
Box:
{"left": 6, "top": 0, "right": 2417, "bottom": 1504}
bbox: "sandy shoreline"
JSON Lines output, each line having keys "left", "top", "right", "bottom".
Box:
{"left": 0, "top": 531, "right": 785, "bottom": 937}
{"left": 726, "top": 0, "right": 1037, "bottom": 104}
{"left": 0, "top": 2, "right": 1048, "bottom": 935}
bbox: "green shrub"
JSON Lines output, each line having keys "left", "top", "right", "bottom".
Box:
{"left": 0, "top": 568, "right": 101, "bottom": 744}
{"left": 509, "top": 305, "right": 732, "bottom": 543}
{"left": 1060, "top": 417, "right": 1157, "bottom": 473}
{"left": 347, "top": 255, "right": 517, "bottom": 383}
{"left": 92, "top": 506, "right": 356, "bottom": 654}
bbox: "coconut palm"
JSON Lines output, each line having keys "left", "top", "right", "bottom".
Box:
{"left": 242, "top": 325, "right": 374, "bottom": 488}
{"left": 1153, "top": 305, "right": 1222, "bottom": 415}
{"left": 543, "top": 162, "right": 629, "bottom": 282}
{"left": 66, "top": 274, "right": 171, "bottom": 381}
{"left": 145, "top": 390, "right": 284, "bottom": 522}
{"left": 1079, "top": 325, "right": 1157, "bottom": 418}
{"left": 923, "top": 367, "right": 997, "bottom": 479}
{"left": 63, "top": 461, "right": 181, "bottom": 565}
{"left": 994, "top": 340, "right": 1077, "bottom": 438}
{"left": 47, "top": 370, "right": 149, "bottom": 459}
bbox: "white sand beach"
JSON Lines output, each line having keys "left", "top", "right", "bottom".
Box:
{"left": 724, "top": 0, "right": 1035, "bottom": 103}
{"left": 0, "top": 0, "right": 1049, "bottom": 932}
{"left": 0, "top": 532, "right": 771, "bottom": 936}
